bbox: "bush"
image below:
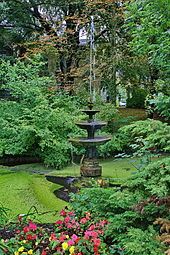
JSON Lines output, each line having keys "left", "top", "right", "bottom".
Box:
{"left": 149, "top": 93, "right": 170, "bottom": 120}
{"left": 119, "top": 119, "right": 170, "bottom": 156}
{"left": 0, "top": 60, "right": 83, "bottom": 168}
{"left": 126, "top": 158, "right": 170, "bottom": 197}
{"left": 126, "top": 88, "right": 148, "bottom": 109}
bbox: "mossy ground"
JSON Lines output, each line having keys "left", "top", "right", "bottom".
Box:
{"left": 0, "top": 157, "right": 160, "bottom": 222}
{"left": 0, "top": 169, "right": 67, "bottom": 223}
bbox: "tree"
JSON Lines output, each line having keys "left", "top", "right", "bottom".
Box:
{"left": 1, "top": 0, "right": 134, "bottom": 104}
{"left": 125, "top": 0, "right": 170, "bottom": 89}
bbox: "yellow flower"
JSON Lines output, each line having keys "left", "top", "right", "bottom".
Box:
{"left": 69, "top": 246, "right": 75, "bottom": 254}
{"left": 28, "top": 250, "right": 33, "bottom": 255}
{"left": 66, "top": 235, "right": 69, "bottom": 239}
{"left": 22, "top": 240, "right": 26, "bottom": 244}
{"left": 18, "top": 247, "right": 25, "bottom": 252}
{"left": 14, "top": 252, "right": 19, "bottom": 255}
{"left": 62, "top": 242, "right": 69, "bottom": 250}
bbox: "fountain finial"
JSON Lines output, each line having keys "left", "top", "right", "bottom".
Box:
{"left": 88, "top": 101, "right": 93, "bottom": 110}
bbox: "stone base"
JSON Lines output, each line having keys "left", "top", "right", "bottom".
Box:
{"left": 80, "top": 158, "right": 102, "bottom": 177}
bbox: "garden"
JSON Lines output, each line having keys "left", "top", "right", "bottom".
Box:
{"left": 0, "top": 0, "right": 170, "bottom": 254}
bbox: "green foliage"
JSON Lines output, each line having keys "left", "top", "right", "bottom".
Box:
{"left": 127, "top": 158, "right": 170, "bottom": 197}
{"left": 98, "top": 133, "right": 129, "bottom": 158}
{"left": 125, "top": 0, "right": 170, "bottom": 78}
{"left": 0, "top": 204, "right": 10, "bottom": 226}
{"left": 0, "top": 60, "right": 82, "bottom": 168}
{"left": 120, "top": 119, "right": 170, "bottom": 155}
{"left": 149, "top": 93, "right": 170, "bottom": 120}
{"left": 126, "top": 88, "right": 148, "bottom": 109}
{"left": 121, "top": 227, "right": 165, "bottom": 255}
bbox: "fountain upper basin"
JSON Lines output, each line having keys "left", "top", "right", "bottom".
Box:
{"left": 76, "top": 121, "right": 107, "bottom": 130}
{"left": 82, "top": 109, "right": 100, "bottom": 115}
{"left": 68, "top": 135, "right": 112, "bottom": 146}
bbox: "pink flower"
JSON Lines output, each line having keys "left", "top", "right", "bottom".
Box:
{"left": 60, "top": 209, "right": 66, "bottom": 216}
{"left": 91, "top": 231, "right": 98, "bottom": 238}
{"left": 84, "top": 235, "right": 90, "bottom": 240}
{"left": 92, "top": 238, "right": 101, "bottom": 246}
{"left": 84, "top": 230, "right": 91, "bottom": 236}
{"left": 85, "top": 214, "right": 91, "bottom": 220}
{"left": 68, "top": 240, "right": 75, "bottom": 245}
{"left": 59, "top": 234, "right": 66, "bottom": 242}
{"left": 55, "top": 220, "right": 63, "bottom": 225}
{"left": 88, "top": 224, "right": 95, "bottom": 230}
{"left": 99, "top": 220, "right": 106, "bottom": 227}
{"left": 29, "top": 222, "right": 37, "bottom": 231}
{"left": 71, "top": 219, "right": 76, "bottom": 224}
{"left": 68, "top": 211, "right": 75, "bottom": 217}
{"left": 71, "top": 234, "right": 78, "bottom": 241}
{"left": 66, "top": 224, "right": 72, "bottom": 229}
{"left": 80, "top": 218, "right": 87, "bottom": 224}
{"left": 64, "top": 216, "right": 71, "bottom": 223}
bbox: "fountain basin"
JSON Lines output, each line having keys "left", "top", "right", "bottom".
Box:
{"left": 82, "top": 110, "right": 100, "bottom": 115}
{"left": 68, "top": 135, "right": 112, "bottom": 146}
{"left": 76, "top": 121, "right": 107, "bottom": 130}
{"left": 82, "top": 110, "right": 100, "bottom": 122}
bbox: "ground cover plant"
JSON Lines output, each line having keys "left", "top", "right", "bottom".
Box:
{"left": 0, "top": 168, "right": 67, "bottom": 222}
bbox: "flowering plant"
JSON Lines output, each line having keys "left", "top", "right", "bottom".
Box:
{"left": 0, "top": 208, "right": 124, "bottom": 255}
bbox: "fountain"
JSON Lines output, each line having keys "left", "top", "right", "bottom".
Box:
{"left": 45, "top": 17, "right": 112, "bottom": 200}
{"left": 68, "top": 102, "right": 112, "bottom": 177}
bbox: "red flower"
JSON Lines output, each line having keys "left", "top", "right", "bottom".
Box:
{"left": 17, "top": 216, "right": 22, "bottom": 222}
{"left": 26, "top": 234, "right": 37, "bottom": 240}
{"left": 92, "top": 238, "right": 101, "bottom": 246}
{"left": 23, "top": 227, "right": 30, "bottom": 234}
{"left": 42, "top": 251, "right": 47, "bottom": 255}
{"left": 94, "top": 245, "right": 100, "bottom": 254}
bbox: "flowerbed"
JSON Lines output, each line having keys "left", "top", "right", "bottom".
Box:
{"left": 0, "top": 208, "right": 124, "bottom": 255}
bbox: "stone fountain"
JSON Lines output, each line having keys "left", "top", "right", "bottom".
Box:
{"left": 45, "top": 102, "right": 112, "bottom": 201}
{"left": 69, "top": 102, "right": 112, "bottom": 177}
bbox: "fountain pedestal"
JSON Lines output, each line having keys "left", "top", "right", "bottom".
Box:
{"left": 80, "top": 157, "right": 101, "bottom": 177}
{"left": 69, "top": 103, "right": 112, "bottom": 177}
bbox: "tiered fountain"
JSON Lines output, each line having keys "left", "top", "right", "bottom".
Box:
{"left": 69, "top": 102, "right": 112, "bottom": 177}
